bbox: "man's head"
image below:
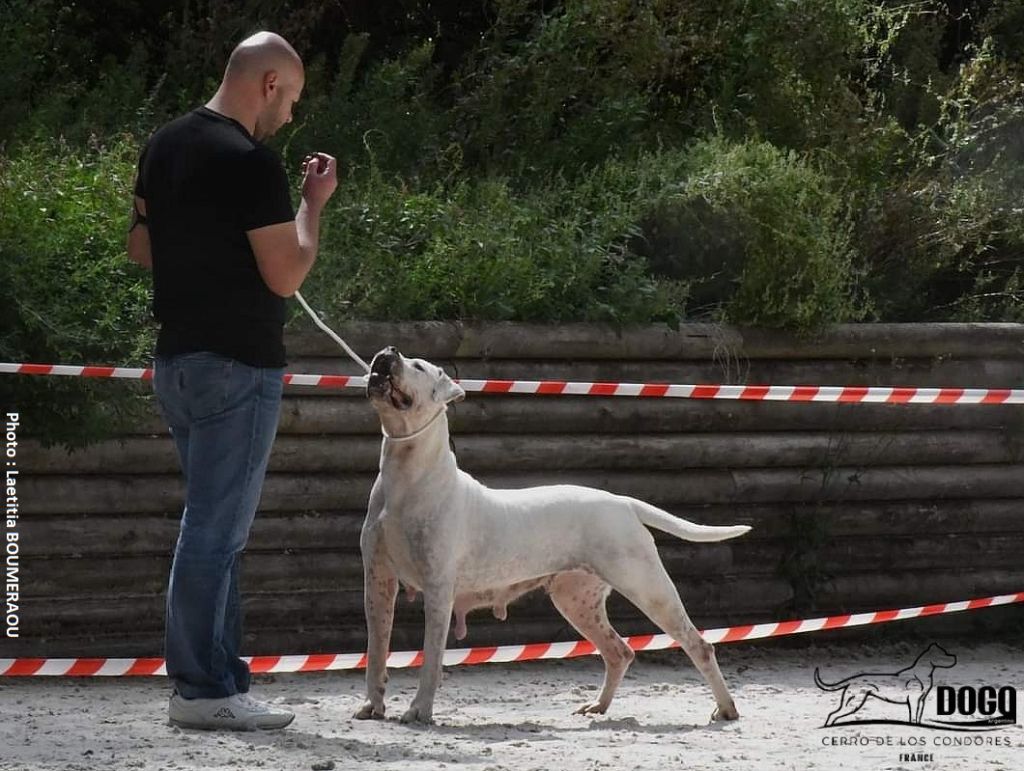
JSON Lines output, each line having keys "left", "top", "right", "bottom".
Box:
{"left": 221, "top": 31, "right": 304, "bottom": 140}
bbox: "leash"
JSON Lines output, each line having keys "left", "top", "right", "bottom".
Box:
{"left": 293, "top": 291, "right": 453, "bottom": 445}
{"left": 293, "top": 291, "right": 370, "bottom": 373}
{"left": 381, "top": 406, "right": 448, "bottom": 442}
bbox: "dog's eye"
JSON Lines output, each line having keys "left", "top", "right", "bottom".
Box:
{"left": 413, "top": 363, "right": 424, "bottom": 372}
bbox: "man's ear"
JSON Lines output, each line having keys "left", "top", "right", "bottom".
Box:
{"left": 264, "top": 70, "right": 279, "bottom": 97}
{"left": 433, "top": 371, "right": 465, "bottom": 404}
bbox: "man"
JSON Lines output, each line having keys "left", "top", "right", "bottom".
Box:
{"left": 127, "top": 31, "right": 337, "bottom": 731}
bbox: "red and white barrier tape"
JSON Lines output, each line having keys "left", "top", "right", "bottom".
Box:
{"left": 2, "top": 362, "right": 1022, "bottom": 404}
{"left": 3, "top": 591, "right": 1020, "bottom": 677}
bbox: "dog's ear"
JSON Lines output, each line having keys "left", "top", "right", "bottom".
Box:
{"left": 433, "top": 371, "right": 465, "bottom": 404}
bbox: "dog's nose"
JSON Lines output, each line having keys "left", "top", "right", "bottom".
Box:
{"left": 370, "top": 347, "right": 402, "bottom": 379}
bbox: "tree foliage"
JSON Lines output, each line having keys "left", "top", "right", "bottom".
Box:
{"left": 2, "top": 0, "right": 1023, "bottom": 444}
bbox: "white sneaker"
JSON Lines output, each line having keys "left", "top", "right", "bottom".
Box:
{"left": 168, "top": 691, "right": 295, "bottom": 731}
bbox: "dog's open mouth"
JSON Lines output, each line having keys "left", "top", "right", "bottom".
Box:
{"left": 367, "top": 371, "right": 414, "bottom": 411}
{"left": 367, "top": 348, "right": 415, "bottom": 410}
{"left": 387, "top": 378, "right": 414, "bottom": 410}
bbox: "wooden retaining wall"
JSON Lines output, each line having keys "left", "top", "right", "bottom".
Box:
{"left": 9, "top": 323, "right": 1024, "bottom": 658}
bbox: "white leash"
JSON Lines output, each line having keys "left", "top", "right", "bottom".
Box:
{"left": 293, "top": 291, "right": 447, "bottom": 442}
{"left": 381, "top": 406, "right": 447, "bottom": 442}
{"left": 293, "top": 291, "right": 370, "bottom": 373}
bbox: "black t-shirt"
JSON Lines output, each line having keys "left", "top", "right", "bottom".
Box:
{"left": 135, "top": 106, "right": 294, "bottom": 367}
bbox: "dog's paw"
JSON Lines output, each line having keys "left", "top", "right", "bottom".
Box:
{"left": 711, "top": 704, "right": 739, "bottom": 722}
{"left": 399, "top": 704, "right": 435, "bottom": 725}
{"left": 354, "top": 702, "right": 386, "bottom": 720}
{"left": 573, "top": 702, "right": 608, "bottom": 716}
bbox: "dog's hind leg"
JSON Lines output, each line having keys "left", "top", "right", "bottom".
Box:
{"left": 824, "top": 689, "right": 871, "bottom": 727}
{"left": 549, "top": 571, "right": 634, "bottom": 715}
{"left": 601, "top": 553, "right": 739, "bottom": 722}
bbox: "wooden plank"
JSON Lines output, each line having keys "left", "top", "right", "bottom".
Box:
{"left": 19, "top": 430, "right": 1020, "bottom": 475}
{"left": 813, "top": 571, "right": 1024, "bottom": 610}
{"left": 120, "top": 396, "right": 1024, "bottom": 436}
{"left": 20, "top": 499, "right": 1024, "bottom": 557}
{"left": 22, "top": 511, "right": 365, "bottom": 556}
{"left": 8, "top": 321, "right": 1024, "bottom": 661}
{"left": 12, "top": 575, "right": 789, "bottom": 638}
{"left": 22, "top": 532, "right": 1020, "bottom": 598}
{"left": 10, "top": 602, "right": 1021, "bottom": 659}
{"left": 285, "top": 355, "right": 1024, "bottom": 390}
{"left": 814, "top": 534, "right": 1023, "bottom": 572}
{"left": 22, "top": 539, "right": 784, "bottom": 596}
{"left": 293, "top": 398, "right": 1024, "bottom": 436}
{"left": 19, "top": 465, "right": 1024, "bottom": 514}
{"left": 8, "top": 569, "right": 1019, "bottom": 659}
{"left": 285, "top": 322, "right": 1024, "bottom": 360}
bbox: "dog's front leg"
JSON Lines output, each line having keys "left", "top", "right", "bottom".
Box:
{"left": 401, "top": 581, "right": 455, "bottom": 725}
{"left": 355, "top": 525, "right": 399, "bottom": 720}
{"left": 354, "top": 553, "right": 398, "bottom": 719}
{"left": 912, "top": 688, "right": 928, "bottom": 724}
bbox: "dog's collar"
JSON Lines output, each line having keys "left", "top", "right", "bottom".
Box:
{"left": 381, "top": 406, "right": 447, "bottom": 442}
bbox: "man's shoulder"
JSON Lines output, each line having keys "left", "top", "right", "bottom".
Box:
{"left": 149, "top": 109, "right": 202, "bottom": 141}
{"left": 148, "top": 109, "right": 257, "bottom": 156}
{"left": 236, "top": 143, "right": 288, "bottom": 185}
{"left": 243, "top": 142, "right": 285, "bottom": 167}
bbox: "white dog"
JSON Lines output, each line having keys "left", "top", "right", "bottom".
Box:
{"left": 354, "top": 347, "right": 750, "bottom": 725}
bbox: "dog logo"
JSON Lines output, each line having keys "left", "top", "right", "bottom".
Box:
{"left": 814, "top": 643, "right": 1017, "bottom": 731}
{"left": 815, "top": 643, "right": 956, "bottom": 726}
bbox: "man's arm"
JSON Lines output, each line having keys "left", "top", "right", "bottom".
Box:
{"left": 247, "top": 153, "right": 337, "bottom": 298}
{"left": 126, "top": 195, "right": 152, "bottom": 270}
{"left": 246, "top": 197, "right": 322, "bottom": 297}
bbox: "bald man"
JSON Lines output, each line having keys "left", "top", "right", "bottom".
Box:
{"left": 128, "top": 31, "right": 337, "bottom": 731}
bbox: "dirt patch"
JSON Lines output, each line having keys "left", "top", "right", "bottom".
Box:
{"left": 1, "top": 640, "right": 1020, "bottom": 770}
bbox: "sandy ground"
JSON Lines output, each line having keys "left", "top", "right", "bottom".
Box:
{"left": 1, "top": 639, "right": 1020, "bottom": 771}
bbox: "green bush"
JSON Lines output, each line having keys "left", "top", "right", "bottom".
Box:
{"left": 634, "top": 137, "right": 863, "bottom": 331}
{"left": 928, "top": 37, "right": 1024, "bottom": 322}
{"left": 0, "top": 136, "right": 155, "bottom": 447}
{"left": 297, "top": 162, "right": 688, "bottom": 325}
{"left": 443, "top": 0, "right": 666, "bottom": 179}
{"left": 4, "top": 0, "right": 1024, "bottom": 452}
{"left": 299, "top": 136, "right": 862, "bottom": 332}
{"left": 283, "top": 38, "right": 451, "bottom": 183}
{"left": 851, "top": 27, "right": 1024, "bottom": 323}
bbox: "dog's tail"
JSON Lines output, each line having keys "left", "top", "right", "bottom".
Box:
{"left": 813, "top": 667, "right": 845, "bottom": 691}
{"left": 632, "top": 500, "right": 750, "bottom": 542}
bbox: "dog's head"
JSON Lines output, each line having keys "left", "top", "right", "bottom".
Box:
{"left": 921, "top": 643, "right": 957, "bottom": 670}
{"left": 366, "top": 347, "right": 465, "bottom": 427}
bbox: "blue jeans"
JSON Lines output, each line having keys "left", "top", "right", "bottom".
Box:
{"left": 153, "top": 352, "right": 284, "bottom": 700}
